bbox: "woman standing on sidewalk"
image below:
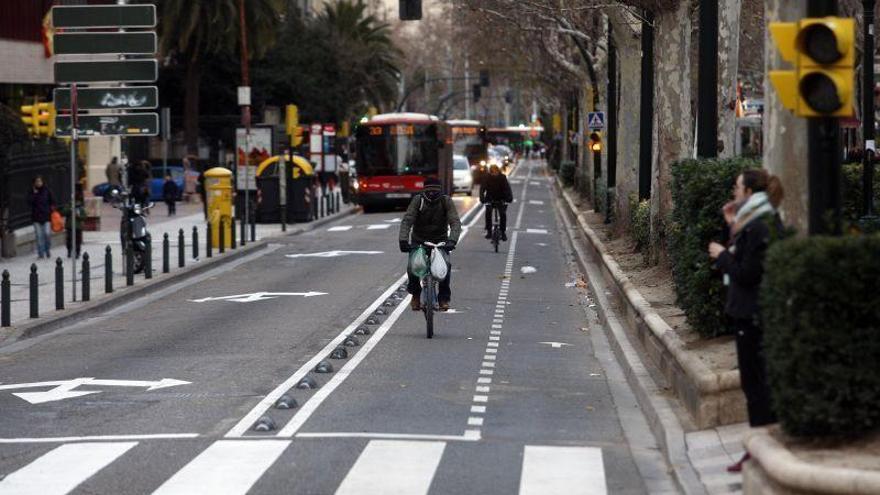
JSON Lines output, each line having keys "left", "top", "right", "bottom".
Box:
{"left": 28, "top": 175, "right": 55, "bottom": 259}
{"left": 708, "top": 169, "right": 784, "bottom": 473}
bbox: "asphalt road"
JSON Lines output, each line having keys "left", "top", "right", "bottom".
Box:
{"left": 0, "top": 160, "right": 677, "bottom": 494}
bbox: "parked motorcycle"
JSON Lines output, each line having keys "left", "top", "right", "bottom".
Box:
{"left": 109, "top": 189, "right": 153, "bottom": 274}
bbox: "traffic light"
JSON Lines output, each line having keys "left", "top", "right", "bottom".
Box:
{"left": 769, "top": 17, "right": 855, "bottom": 117}
{"left": 35, "top": 102, "right": 55, "bottom": 137}
{"left": 399, "top": 0, "right": 421, "bottom": 20}
{"left": 472, "top": 84, "right": 481, "bottom": 103}
{"left": 589, "top": 132, "right": 603, "bottom": 152}
{"left": 20, "top": 103, "right": 38, "bottom": 135}
{"left": 285, "top": 104, "right": 302, "bottom": 146}
{"left": 480, "top": 70, "right": 490, "bottom": 87}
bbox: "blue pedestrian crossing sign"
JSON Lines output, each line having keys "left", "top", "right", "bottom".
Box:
{"left": 587, "top": 112, "right": 606, "bottom": 130}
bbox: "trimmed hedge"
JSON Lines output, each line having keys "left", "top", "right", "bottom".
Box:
{"left": 628, "top": 194, "right": 651, "bottom": 254}
{"left": 842, "top": 162, "right": 880, "bottom": 232}
{"left": 560, "top": 160, "right": 576, "bottom": 186}
{"left": 668, "top": 157, "right": 759, "bottom": 337}
{"left": 762, "top": 235, "right": 880, "bottom": 437}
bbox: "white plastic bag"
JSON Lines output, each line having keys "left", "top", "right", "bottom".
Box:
{"left": 430, "top": 249, "right": 449, "bottom": 279}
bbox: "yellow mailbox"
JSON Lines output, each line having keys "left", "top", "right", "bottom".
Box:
{"left": 205, "top": 167, "right": 233, "bottom": 249}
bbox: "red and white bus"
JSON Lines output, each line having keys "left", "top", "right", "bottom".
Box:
{"left": 353, "top": 113, "right": 453, "bottom": 210}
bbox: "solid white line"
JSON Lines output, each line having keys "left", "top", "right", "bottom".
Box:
{"left": 335, "top": 441, "right": 446, "bottom": 495}
{"left": 153, "top": 440, "right": 289, "bottom": 495}
{"left": 226, "top": 274, "right": 408, "bottom": 437}
{"left": 519, "top": 445, "right": 607, "bottom": 495}
{"left": 276, "top": 298, "right": 410, "bottom": 437}
{"left": 296, "top": 431, "right": 480, "bottom": 442}
{"left": 0, "top": 434, "right": 199, "bottom": 444}
{"left": 0, "top": 442, "right": 136, "bottom": 495}
{"left": 514, "top": 165, "right": 533, "bottom": 229}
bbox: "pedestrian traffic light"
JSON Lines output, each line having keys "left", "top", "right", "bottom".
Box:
{"left": 769, "top": 17, "right": 855, "bottom": 117}
{"left": 480, "top": 70, "right": 490, "bottom": 87}
{"left": 589, "top": 132, "right": 602, "bottom": 152}
{"left": 399, "top": 0, "right": 421, "bottom": 20}
{"left": 35, "top": 102, "right": 55, "bottom": 137}
{"left": 473, "top": 84, "right": 481, "bottom": 103}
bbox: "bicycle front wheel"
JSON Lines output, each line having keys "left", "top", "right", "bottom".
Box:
{"left": 423, "top": 276, "right": 434, "bottom": 339}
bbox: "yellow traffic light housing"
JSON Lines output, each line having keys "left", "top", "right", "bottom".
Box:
{"left": 769, "top": 17, "right": 855, "bottom": 117}
{"left": 35, "top": 102, "right": 56, "bottom": 137}
{"left": 589, "top": 132, "right": 602, "bottom": 153}
{"left": 20, "top": 103, "right": 39, "bottom": 135}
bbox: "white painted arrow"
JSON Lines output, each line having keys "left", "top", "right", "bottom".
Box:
{"left": 538, "top": 341, "right": 572, "bottom": 349}
{"left": 285, "top": 250, "right": 383, "bottom": 258}
{"left": 189, "top": 292, "right": 327, "bottom": 303}
{"left": 0, "top": 377, "right": 191, "bottom": 404}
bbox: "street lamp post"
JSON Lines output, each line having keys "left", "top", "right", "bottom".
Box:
{"left": 863, "top": 0, "right": 876, "bottom": 219}
{"left": 239, "top": 0, "right": 251, "bottom": 244}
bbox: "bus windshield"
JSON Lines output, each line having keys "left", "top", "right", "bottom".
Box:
{"left": 357, "top": 123, "right": 439, "bottom": 176}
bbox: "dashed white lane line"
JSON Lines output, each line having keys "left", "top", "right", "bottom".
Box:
{"left": 467, "top": 417, "right": 484, "bottom": 426}
{"left": 471, "top": 405, "right": 487, "bottom": 413}
{"left": 473, "top": 395, "right": 489, "bottom": 403}
{"left": 477, "top": 377, "right": 492, "bottom": 384}
{"left": 526, "top": 228, "right": 549, "bottom": 234}
{"left": 328, "top": 226, "right": 353, "bottom": 232}
{"left": 485, "top": 348, "right": 498, "bottom": 354}
{"left": 366, "top": 224, "right": 391, "bottom": 230}
{"left": 528, "top": 200, "right": 544, "bottom": 205}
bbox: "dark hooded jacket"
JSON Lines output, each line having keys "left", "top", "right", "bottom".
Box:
{"left": 399, "top": 193, "right": 462, "bottom": 244}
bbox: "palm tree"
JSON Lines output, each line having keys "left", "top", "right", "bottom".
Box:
{"left": 157, "top": 0, "right": 285, "bottom": 153}
{"left": 314, "top": 0, "right": 401, "bottom": 119}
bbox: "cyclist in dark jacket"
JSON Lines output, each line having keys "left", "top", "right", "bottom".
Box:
{"left": 480, "top": 164, "right": 513, "bottom": 240}
{"left": 399, "top": 177, "right": 462, "bottom": 311}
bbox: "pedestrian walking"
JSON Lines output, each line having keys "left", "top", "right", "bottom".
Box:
{"left": 708, "top": 169, "right": 784, "bottom": 473}
{"left": 60, "top": 185, "right": 85, "bottom": 258}
{"left": 28, "top": 175, "right": 55, "bottom": 259}
{"left": 106, "top": 156, "right": 122, "bottom": 187}
{"left": 163, "top": 175, "right": 179, "bottom": 216}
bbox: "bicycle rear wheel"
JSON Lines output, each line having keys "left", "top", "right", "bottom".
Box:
{"left": 422, "top": 276, "right": 434, "bottom": 339}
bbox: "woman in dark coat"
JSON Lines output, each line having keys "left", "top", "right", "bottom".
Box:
{"left": 708, "top": 169, "right": 784, "bottom": 473}
{"left": 28, "top": 175, "right": 55, "bottom": 258}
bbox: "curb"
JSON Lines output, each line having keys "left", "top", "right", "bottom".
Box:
{"left": 0, "top": 206, "right": 359, "bottom": 349}
{"left": 744, "top": 431, "right": 880, "bottom": 495}
{"left": 551, "top": 178, "right": 706, "bottom": 495}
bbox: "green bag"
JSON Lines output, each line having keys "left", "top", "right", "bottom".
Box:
{"left": 408, "top": 246, "right": 429, "bottom": 278}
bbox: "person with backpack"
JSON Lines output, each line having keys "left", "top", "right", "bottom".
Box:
{"left": 480, "top": 164, "right": 514, "bottom": 241}
{"left": 398, "top": 177, "right": 462, "bottom": 311}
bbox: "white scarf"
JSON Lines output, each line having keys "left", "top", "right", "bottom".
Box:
{"left": 732, "top": 191, "right": 775, "bottom": 236}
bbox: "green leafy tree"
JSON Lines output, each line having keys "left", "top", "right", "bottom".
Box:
{"left": 156, "top": 0, "right": 284, "bottom": 153}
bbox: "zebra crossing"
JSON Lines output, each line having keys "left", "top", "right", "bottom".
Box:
{"left": 0, "top": 439, "right": 608, "bottom": 495}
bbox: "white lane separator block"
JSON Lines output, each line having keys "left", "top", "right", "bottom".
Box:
{"left": 477, "top": 377, "right": 492, "bottom": 384}
{"left": 153, "top": 440, "right": 290, "bottom": 495}
{"left": 336, "top": 440, "right": 446, "bottom": 495}
{"left": 518, "top": 445, "right": 606, "bottom": 495}
{"left": 486, "top": 348, "right": 498, "bottom": 354}
{"left": 482, "top": 362, "right": 496, "bottom": 368}
{"left": 328, "top": 226, "right": 353, "bottom": 232}
{"left": 366, "top": 224, "right": 391, "bottom": 230}
{"left": 476, "top": 385, "right": 491, "bottom": 393}
{"left": 479, "top": 369, "right": 494, "bottom": 376}
{"left": 0, "top": 441, "right": 137, "bottom": 495}
{"left": 473, "top": 395, "right": 489, "bottom": 403}
{"left": 487, "top": 342, "right": 499, "bottom": 348}
{"left": 471, "top": 405, "right": 487, "bottom": 413}
{"left": 467, "top": 417, "right": 484, "bottom": 426}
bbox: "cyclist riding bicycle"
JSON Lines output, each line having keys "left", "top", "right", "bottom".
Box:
{"left": 399, "top": 176, "right": 462, "bottom": 312}
{"left": 480, "top": 164, "right": 514, "bottom": 241}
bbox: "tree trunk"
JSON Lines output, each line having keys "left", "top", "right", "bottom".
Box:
{"left": 651, "top": 2, "right": 693, "bottom": 242}
{"left": 718, "top": 0, "right": 742, "bottom": 158}
{"left": 184, "top": 57, "right": 201, "bottom": 156}
{"left": 764, "top": 0, "right": 809, "bottom": 233}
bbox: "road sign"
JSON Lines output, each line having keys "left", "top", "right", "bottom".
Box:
{"left": 53, "top": 32, "right": 157, "bottom": 56}
{"left": 55, "top": 113, "right": 159, "bottom": 137}
{"left": 54, "top": 86, "right": 158, "bottom": 111}
{"left": 0, "top": 377, "right": 189, "bottom": 404}
{"left": 189, "top": 292, "right": 327, "bottom": 303}
{"left": 587, "top": 111, "right": 606, "bottom": 130}
{"left": 55, "top": 60, "right": 158, "bottom": 84}
{"left": 52, "top": 5, "right": 157, "bottom": 29}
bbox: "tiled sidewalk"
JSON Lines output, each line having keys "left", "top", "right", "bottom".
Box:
{"left": 686, "top": 422, "right": 750, "bottom": 494}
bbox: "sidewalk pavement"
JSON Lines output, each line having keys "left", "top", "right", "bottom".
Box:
{"left": 0, "top": 199, "right": 326, "bottom": 327}
{"left": 686, "top": 423, "right": 750, "bottom": 495}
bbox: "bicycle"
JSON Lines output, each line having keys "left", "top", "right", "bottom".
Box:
{"left": 418, "top": 241, "right": 447, "bottom": 339}
{"left": 488, "top": 201, "right": 505, "bottom": 253}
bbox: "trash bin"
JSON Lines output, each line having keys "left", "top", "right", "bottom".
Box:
{"left": 254, "top": 155, "right": 315, "bottom": 224}
{"left": 204, "top": 167, "right": 233, "bottom": 249}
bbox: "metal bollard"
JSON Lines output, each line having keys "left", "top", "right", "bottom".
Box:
{"left": 312, "top": 191, "right": 318, "bottom": 220}
{"left": 219, "top": 219, "right": 226, "bottom": 254}
{"left": 250, "top": 215, "right": 256, "bottom": 243}
{"left": 126, "top": 244, "right": 134, "bottom": 287}
{"left": 55, "top": 258, "right": 64, "bottom": 310}
{"left": 1, "top": 270, "right": 10, "bottom": 327}
{"left": 145, "top": 236, "right": 153, "bottom": 279}
{"left": 105, "top": 246, "right": 113, "bottom": 293}
{"left": 82, "top": 253, "right": 90, "bottom": 302}
{"left": 162, "top": 233, "right": 170, "bottom": 273}
{"left": 192, "top": 226, "right": 199, "bottom": 259}
{"left": 206, "top": 223, "right": 212, "bottom": 258}
{"left": 230, "top": 217, "right": 237, "bottom": 249}
{"left": 178, "top": 229, "right": 185, "bottom": 268}
{"left": 320, "top": 193, "right": 325, "bottom": 218}
{"left": 29, "top": 264, "right": 38, "bottom": 318}
{"left": 240, "top": 214, "right": 246, "bottom": 247}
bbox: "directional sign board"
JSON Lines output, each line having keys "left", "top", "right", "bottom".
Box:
{"left": 55, "top": 60, "right": 158, "bottom": 84}
{"left": 54, "top": 86, "right": 158, "bottom": 111}
{"left": 52, "top": 5, "right": 157, "bottom": 29}
{"left": 587, "top": 111, "right": 606, "bottom": 130}
{"left": 54, "top": 32, "right": 157, "bottom": 55}
{"left": 55, "top": 113, "right": 159, "bottom": 137}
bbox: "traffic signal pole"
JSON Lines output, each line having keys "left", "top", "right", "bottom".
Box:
{"left": 70, "top": 84, "right": 78, "bottom": 301}
{"left": 239, "top": 0, "right": 251, "bottom": 244}
{"left": 807, "top": 0, "right": 842, "bottom": 235}
{"left": 862, "top": 0, "right": 876, "bottom": 219}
